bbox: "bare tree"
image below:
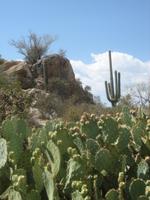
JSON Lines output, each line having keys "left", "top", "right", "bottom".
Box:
{"left": 129, "top": 82, "right": 150, "bottom": 108}
{"left": 10, "top": 32, "right": 56, "bottom": 64}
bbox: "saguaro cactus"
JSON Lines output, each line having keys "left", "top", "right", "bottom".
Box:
{"left": 105, "top": 51, "right": 121, "bottom": 107}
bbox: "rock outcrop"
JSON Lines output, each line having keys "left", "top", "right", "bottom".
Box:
{"left": 40, "top": 54, "right": 75, "bottom": 82}
{"left": 24, "top": 88, "right": 57, "bottom": 127}
{"left": 1, "top": 54, "right": 75, "bottom": 89}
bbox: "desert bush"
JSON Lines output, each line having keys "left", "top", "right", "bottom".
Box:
{"left": 0, "top": 76, "right": 30, "bottom": 122}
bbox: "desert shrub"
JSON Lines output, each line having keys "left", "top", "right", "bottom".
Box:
{"left": 0, "top": 76, "right": 30, "bottom": 122}
{"left": 34, "top": 92, "right": 64, "bottom": 118}
{"left": 47, "top": 78, "right": 71, "bottom": 99}
{"left": 62, "top": 101, "right": 106, "bottom": 121}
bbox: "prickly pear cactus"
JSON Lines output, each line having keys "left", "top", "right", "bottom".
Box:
{"left": 102, "top": 117, "right": 119, "bottom": 144}
{"left": 137, "top": 159, "right": 149, "bottom": 180}
{"left": 95, "top": 148, "right": 113, "bottom": 173}
{"left": 45, "top": 140, "right": 61, "bottom": 178}
{"left": 0, "top": 108, "right": 150, "bottom": 199}
{"left": 80, "top": 113, "right": 99, "bottom": 139}
{"left": 129, "top": 179, "right": 146, "bottom": 200}
{"left": 105, "top": 189, "right": 119, "bottom": 200}
{"left": 0, "top": 138, "right": 7, "bottom": 169}
{"left": 43, "top": 168, "right": 60, "bottom": 200}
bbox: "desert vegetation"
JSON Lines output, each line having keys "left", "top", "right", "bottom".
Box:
{"left": 0, "top": 33, "right": 150, "bottom": 200}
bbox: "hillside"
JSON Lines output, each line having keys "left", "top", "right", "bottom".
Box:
{"left": 0, "top": 54, "right": 98, "bottom": 126}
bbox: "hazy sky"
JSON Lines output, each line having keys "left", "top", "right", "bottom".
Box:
{"left": 0, "top": 0, "right": 150, "bottom": 104}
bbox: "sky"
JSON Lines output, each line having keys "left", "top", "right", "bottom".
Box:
{"left": 0, "top": 0, "right": 150, "bottom": 104}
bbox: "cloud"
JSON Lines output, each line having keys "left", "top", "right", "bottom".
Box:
{"left": 70, "top": 51, "right": 150, "bottom": 104}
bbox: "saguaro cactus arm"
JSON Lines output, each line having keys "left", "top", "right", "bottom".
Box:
{"left": 105, "top": 51, "right": 121, "bottom": 107}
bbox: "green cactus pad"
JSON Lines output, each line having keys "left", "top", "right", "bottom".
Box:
{"left": 86, "top": 138, "right": 100, "bottom": 155}
{"left": 121, "top": 107, "right": 133, "bottom": 127}
{"left": 137, "top": 160, "right": 149, "bottom": 180}
{"left": 2, "top": 118, "right": 30, "bottom": 164}
{"left": 2, "top": 118, "right": 29, "bottom": 141}
{"left": 132, "top": 122, "right": 145, "bottom": 151}
{"left": 73, "top": 137, "right": 85, "bottom": 154}
{"left": 129, "top": 179, "right": 146, "bottom": 200}
{"left": 30, "top": 128, "right": 48, "bottom": 150}
{"left": 65, "top": 158, "right": 86, "bottom": 188}
{"left": 116, "top": 127, "right": 130, "bottom": 152}
{"left": 95, "top": 148, "right": 112, "bottom": 173}
{"left": 46, "top": 140, "right": 61, "bottom": 177}
{"left": 86, "top": 138, "right": 100, "bottom": 163}
{"left": 80, "top": 120, "right": 99, "bottom": 139}
{"left": 102, "top": 118, "right": 119, "bottom": 144}
{"left": 50, "top": 128, "right": 75, "bottom": 156}
{"left": 0, "top": 187, "right": 22, "bottom": 200}
{"left": 0, "top": 138, "right": 7, "bottom": 169}
{"left": 105, "top": 189, "right": 119, "bottom": 200}
{"left": 2, "top": 120, "right": 14, "bottom": 141}
{"left": 32, "top": 160, "right": 44, "bottom": 192}
{"left": 43, "top": 169, "right": 60, "bottom": 200}
{"left": 8, "top": 189, "right": 22, "bottom": 200}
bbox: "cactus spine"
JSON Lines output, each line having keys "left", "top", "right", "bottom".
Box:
{"left": 105, "top": 50, "right": 121, "bottom": 107}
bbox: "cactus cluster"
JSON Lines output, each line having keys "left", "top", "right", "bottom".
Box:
{"left": 0, "top": 107, "right": 150, "bottom": 199}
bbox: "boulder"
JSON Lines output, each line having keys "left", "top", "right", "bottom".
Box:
{"left": 2, "top": 61, "right": 34, "bottom": 89}
{"left": 1, "top": 54, "right": 76, "bottom": 89}
{"left": 39, "top": 54, "right": 75, "bottom": 82}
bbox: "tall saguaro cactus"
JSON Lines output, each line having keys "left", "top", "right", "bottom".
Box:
{"left": 105, "top": 51, "right": 121, "bottom": 107}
